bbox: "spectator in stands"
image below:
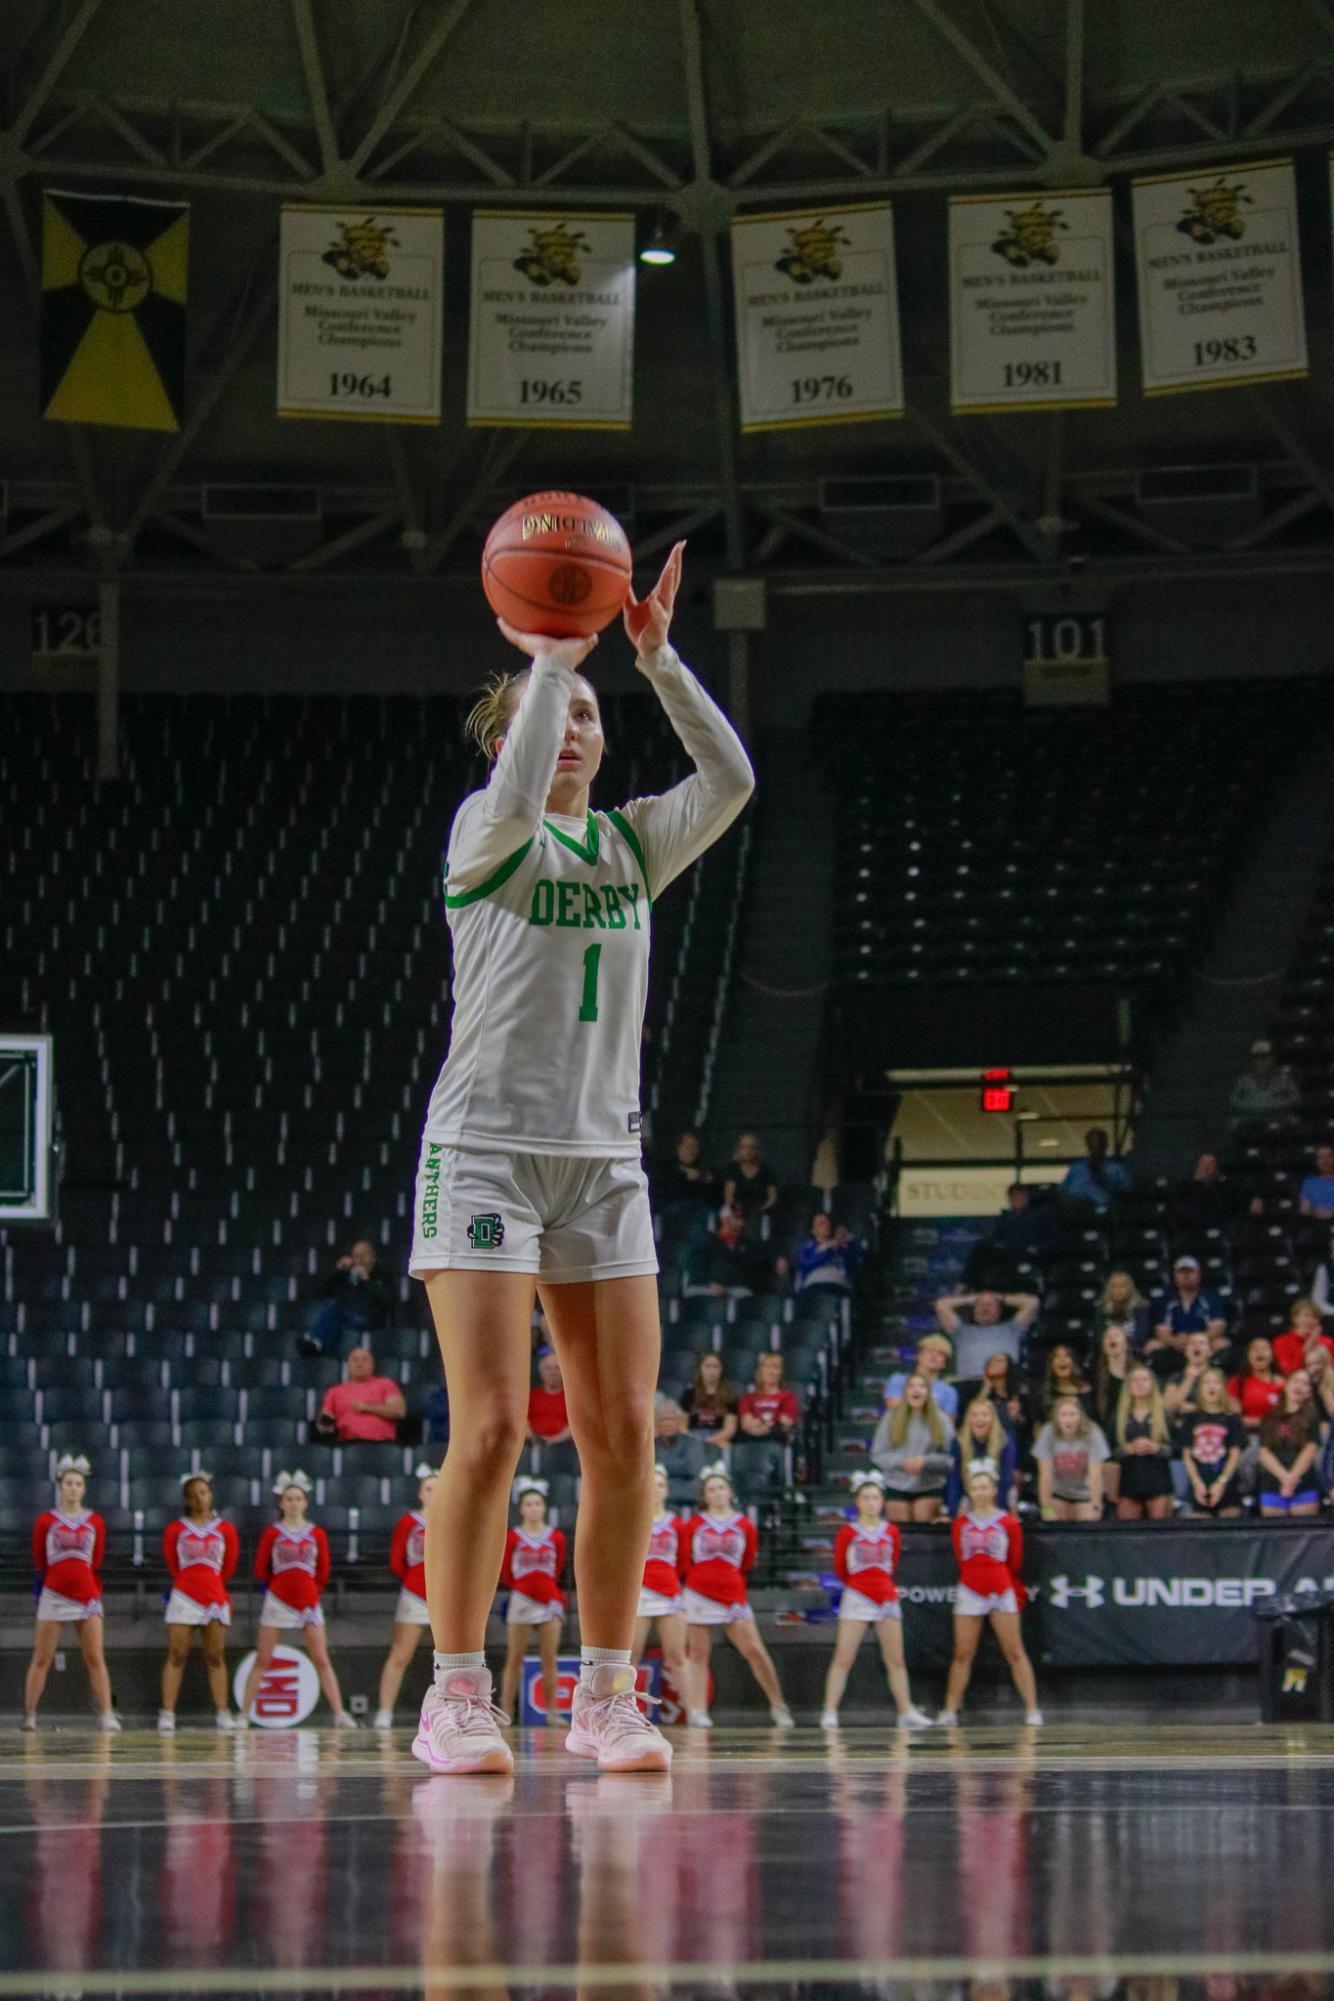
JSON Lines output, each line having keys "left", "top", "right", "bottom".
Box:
{"left": 315, "top": 1345, "right": 405, "bottom": 1445}
{"left": 1273, "top": 1299, "right": 1334, "bottom": 1378}
{"left": 1309, "top": 1224, "right": 1334, "bottom": 1321}
{"left": 1060, "top": 1128, "right": 1130, "bottom": 1216}
{"left": 298, "top": 1239, "right": 393, "bottom": 1358}
{"left": 945, "top": 1397, "right": 1018, "bottom": 1514}
{"left": 651, "top": 1130, "right": 721, "bottom": 1234}
{"left": 681, "top": 1206, "right": 774, "bottom": 1299}
{"left": 1092, "top": 1326, "right": 1131, "bottom": 1496}
{"left": 1161, "top": 1330, "right": 1217, "bottom": 1418}
{"left": 527, "top": 1349, "right": 572, "bottom": 1448}
{"left": 722, "top": 1130, "right": 779, "bottom": 1222}
{"left": 1301, "top": 1144, "right": 1334, "bottom": 1220}
{"left": 932, "top": 1286, "right": 1040, "bottom": 1378}
{"left": 871, "top": 1371, "right": 955, "bottom": 1522}
{"left": 1098, "top": 1271, "right": 1149, "bottom": 1351}
{"left": 1258, "top": 1371, "right": 1322, "bottom": 1517}
{"left": 1229, "top": 1039, "right": 1300, "bottom": 1136}
{"left": 1229, "top": 1334, "right": 1285, "bottom": 1433}
{"left": 734, "top": 1353, "right": 800, "bottom": 1495}
{"left": 883, "top": 1333, "right": 958, "bottom": 1420}
{"left": 1112, "top": 1365, "right": 1175, "bottom": 1521}
{"left": 1166, "top": 1151, "right": 1234, "bottom": 1242}
{"left": 973, "top": 1352, "right": 1033, "bottom": 1438}
{"left": 962, "top": 1183, "right": 1059, "bottom": 1291}
{"left": 682, "top": 1353, "right": 739, "bottom": 1447}
{"left": 1034, "top": 1396, "right": 1109, "bottom": 1520}
{"left": 653, "top": 1395, "right": 707, "bottom": 1493}
{"left": 1145, "top": 1256, "right": 1227, "bottom": 1372}
{"left": 795, "top": 1212, "right": 862, "bottom": 1294}
{"left": 1041, "top": 1344, "right": 1093, "bottom": 1418}
{"left": 1182, "top": 1369, "right": 1244, "bottom": 1517}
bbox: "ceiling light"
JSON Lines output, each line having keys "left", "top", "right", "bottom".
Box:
{"left": 639, "top": 217, "right": 677, "bottom": 266}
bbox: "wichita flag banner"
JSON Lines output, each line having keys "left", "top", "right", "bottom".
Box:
{"left": 1132, "top": 158, "right": 1307, "bottom": 394}
{"left": 467, "top": 211, "right": 636, "bottom": 429}
{"left": 948, "top": 189, "right": 1116, "bottom": 412}
{"left": 277, "top": 205, "right": 443, "bottom": 423}
{"left": 731, "top": 203, "right": 903, "bottom": 431}
{"left": 41, "top": 190, "right": 188, "bottom": 431}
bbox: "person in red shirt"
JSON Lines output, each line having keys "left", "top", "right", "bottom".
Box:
{"left": 631, "top": 1462, "right": 690, "bottom": 1719}
{"left": 937, "top": 1460, "right": 1041, "bottom": 1727}
{"left": 736, "top": 1352, "right": 800, "bottom": 1464}
{"left": 158, "top": 1471, "right": 240, "bottom": 1734}
{"left": 499, "top": 1476, "right": 567, "bottom": 1722}
{"left": 238, "top": 1471, "right": 356, "bottom": 1729}
{"left": 820, "top": 1471, "right": 932, "bottom": 1731}
{"left": 526, "top": 1348, "right": 572, "bottom": 1445}
{"left": 315, "top": 1345, "right": 406, "bottom": 1445}
{"left": 23, "top": 1455, "right": 120, "bottom": 1733}
{"left": 1273, "top": 1298, "right": 1334, "bottom": 1378}
{"left": 373, "top": 1464, "right": 438, "bottom": 1731}
{"left": 1228, "top": 1333, "right": 1285, "bottom": 1430}
{"left": 682, "top": 1464, "right": 793, "bottom": 1729}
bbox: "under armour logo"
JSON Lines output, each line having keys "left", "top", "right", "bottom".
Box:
{"left": 467, "top": 1212, "right": 506, "bottom": 1250}
{"left": 1049, "top": 1572, "right": 1105, "bottom": 1610}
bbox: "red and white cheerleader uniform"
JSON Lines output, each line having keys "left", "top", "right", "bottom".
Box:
{"left": 32, "top": 1508, "right": 106, "bottom": 1623}
{"left": 254, "top": 1521, "right": 331, "bottom": 1630}
{"left": 163, "top": 1515, "right": 239, "bottom": 1627}
{"left": 834, "top": 1520, "right": 903, "bottom": 1623}
{"left": 502, "top": 1524, "right": 566, "bottom": 1626}
{"left": 639, "top": 1511, "right": 685, "bottom": 1619}
{"left": 681, "top": 1510, "right": 758, "bottom": 1625}
{"left": 952, "top": 1507, "right": 1024, "bottom": 1617}
{"left": 389, "top": 1509, "right": 430, "bottom": 1627}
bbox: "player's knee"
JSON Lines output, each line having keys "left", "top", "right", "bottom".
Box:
{"left": 579, "top": 1396, "right": 654, "bottom": 1477}
{"left": 456, "top": 1402, "right": 527, "bottom": 1479}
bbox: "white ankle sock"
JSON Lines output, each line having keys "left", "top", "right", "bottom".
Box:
{"left": 581, "top": 1646, "right": 632, "bottom": 1681}
{"left": 433, "top": 1649, "right": 486, "bottom": 1685}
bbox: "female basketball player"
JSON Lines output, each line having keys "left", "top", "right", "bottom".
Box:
{"left": 498, "top": 1476, "right": 567, "bottom": 1722}
{"left": 373, "top": 1464, "right": 437, "bottom": 1730}
{"left": 631, "top": 1461, "right": 690, "bottom": 1715}
{"left": 23, "top": 1454, "right": 120, "bottom": 1732}
{"left": 682, "top": 1464, "right": 793, "bottom": 1729}
{"left": 937, "top": 1460, "right": 1042, "bottom": 1728}
{"left": 158, "top": 1471, "right": 240, "bottom": 1733}
{"left": 409, "top": 541, "right": 754, "bottom": 1775}
{"left": 238, "top": 1471, "right": 357, "bottom": 1729}
{"left": 820, "top": 1471, "right": 932, "bottom": 1730}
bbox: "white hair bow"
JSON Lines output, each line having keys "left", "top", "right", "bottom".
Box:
{"left": 514, "top": 1474, "right": 549, "bottom": 1501}
{"left": 413, "top": 1462, "right": 437, "bottom": 1481}
{"left": 55, "top": 1453, "right": 91, "bottom": 1479}
{"left": 965, "top": 1456, "right": 1000, "bottom": 1483}
{"left": 180, "top": 1467, "right": 212, "bottom": 1487}
{"left": 273, "top": 1468, "right": 314, "bottom": 1497}
{"left": 699, "top": 1460, "right": 731, "bottom": 1487}
{"left": 849, "top": 1468, "right": 887, "bottom": 1494}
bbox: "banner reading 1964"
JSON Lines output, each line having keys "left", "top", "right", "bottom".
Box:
{"left": 1132, "top": 158, "right": 1306, "bottom": 395}
{"left": 948, "top": 189, "right": 1116, "bottom": 412}
{"left": 467, "top": 212, "right": 635, "bottom": 429}
{"left": 277, "top": 205, "right": 443, "bottom": 423}
{"left": 730, "top": 203, "right": 903, "bottom": 431}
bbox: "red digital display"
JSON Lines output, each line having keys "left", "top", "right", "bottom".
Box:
{"left": 981, "top": 1068, "right": 1015, "bottom": 1114}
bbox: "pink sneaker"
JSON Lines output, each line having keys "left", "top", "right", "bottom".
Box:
{"left": 412, "top": 1668, "right": 514, "bottom": 1776}
{"left": 566, "top": 1664, "right": 673, "bottom": 1773}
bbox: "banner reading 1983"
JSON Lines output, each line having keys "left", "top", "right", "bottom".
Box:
{"left": 277, "top": 205, "right": 443, "bottom": 423}
{"left": 730, "top": 203, "right": 903, "bottom": 431}
{"left": 467, "top": 211, "right": 635, "bottom": 429}
{"left": 948, "top": 189, "right": 1116, "bottom": 412}
{"left": 1131, "top": 158, "right": 1307, "bottom": 395}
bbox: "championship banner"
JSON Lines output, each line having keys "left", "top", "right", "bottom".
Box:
{"left": 730, "top": 203, "right": 903, "bottom": 431}
{"left": 40, "top": 190, "right": 188, "bottom": 431}
{"left": 948, "top": 189, "right": 1116, "bottom": 412}
{"left": 1132, "top": 159, "right": 1307, "bottom": 395}
{"left": 467, "top": 211, "right": 635, "bottom": 429}
{"left": 277, "top": 204, "right": 443, "bottom": 423}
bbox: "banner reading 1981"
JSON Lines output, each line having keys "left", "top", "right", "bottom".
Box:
{"left": 730, "top": 203, "right": 903, "bottom": 431}
{"left": 467, "top": 211, "right": 635, "bottom": 429}
{"left": 1132, "top": 158, "right": 1306, "bottom": 395}
{"left": 948, "top": 189, "right": 1116, "bottom": 412}
{"left": 277, "top": 205, "right": 443, "bottom": 423}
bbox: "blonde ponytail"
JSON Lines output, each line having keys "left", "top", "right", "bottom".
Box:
{"left": 464, "top": 669, "right": 529, "bottom": 763}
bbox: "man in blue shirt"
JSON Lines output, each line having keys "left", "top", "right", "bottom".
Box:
{"left": 1300, "top": 1143, "right": 1334, "bottom": 1220}
{"left": 1061, "top": 1128, "right": 1131, "bottom": 1214}
{"left": 1146, "top": 1255, "right": 1227, "bottom": 1377}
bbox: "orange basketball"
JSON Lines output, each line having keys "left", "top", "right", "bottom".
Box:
{"left": 481, "top": 491, "right": 632, "bottom": 639}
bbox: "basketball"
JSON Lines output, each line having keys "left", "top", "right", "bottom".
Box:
{"left": 481, "top": 490, "right": 633, "bottom": 638}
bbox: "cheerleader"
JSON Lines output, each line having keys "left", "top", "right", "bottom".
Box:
{"left": 631, "top": 1462, "right": 691, "bottom": 1715}
{"left": 682, "top": 1464, "right": 793, "bottom": 1729}
{"left": 159, "top": 1470, "right": 240, "bottom": 1733}
{"left": 238, "top": 1471, "right": 357, "bottom": 1729}
{"left": 24, "top": 1454, "right": 120, "bottom": 1732}
{"left": 937, "top": 1459, "right": 1042, "bottom": 1727}
{"left": 819, "top": 1471, "right": 932, "bottom": 1731}
{"left": 373, "top": 1464, "right": 438, "bottom": 1730}
{"left": 498, "top": 1476, "right": 566, "bottom": 1723}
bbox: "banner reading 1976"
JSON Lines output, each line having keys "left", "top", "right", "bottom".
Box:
{"left": 1132, "top": 158, "right": 1307, "bottom": 395}
{"left": 730, "top": 203, "right": 903, "bottom": 431}
{"left": 948, "top": 189, "right": 1116, "bottom": 412}
{"left": 277, "top": 205, "right": 443, "bottom": 423}
{"left": 467, "top": 211, "right": 636, "bottom": 429}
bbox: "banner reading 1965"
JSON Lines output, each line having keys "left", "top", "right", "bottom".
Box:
{"left": 948, "top": 189, "right": 1116, "bottom": 412}
{"left": 467, "top": 211, "right": 635, "bottom": 429}
{"left": 277, "top": 205, "right": 443, "bottom": 423}
{"left": 1132, "top": 158, "right": 1307, "bottom": 395}
{"left": 730, "top": 203, "right": 903, "bottom": 431}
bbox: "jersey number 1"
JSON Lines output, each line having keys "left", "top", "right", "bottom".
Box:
{"left": 578, "top": 943, "right": 601, "bottom": 1023}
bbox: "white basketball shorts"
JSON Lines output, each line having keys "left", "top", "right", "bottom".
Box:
{"left": 409, "top": 1142, "right": 658, "bottom": 1285}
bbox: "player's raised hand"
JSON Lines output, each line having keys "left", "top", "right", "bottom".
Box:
{"left": 623, "top": 541, "right": 684, "bottom": 658}
{"left": 497, "top": 620, "right": 599, "bottom": 670}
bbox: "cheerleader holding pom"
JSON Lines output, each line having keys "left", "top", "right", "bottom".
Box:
{"left": 238, "top": 1471, "right": 357, "bottom": 1729}
{"left": 937, "top": 1459, "right": 1043, "bottom": 1728}
{"left": 159, "top": 1471, "right": 240, "bottom": 1733}
{"left": 630, "top": 1462, "right": 691, "bottom": 1714}
{"left": 23, "top": 1454, "right": 120, "bottom": 1732}
{"left": 683, "top": 1464, "right": 793, "bottom": 1729}
{"left": 498, "top": 1476, "right": 567, "bottom": 1724}
{"left": 373, "top": 1465, "right": 438, "bottom": 1731}
{"left": 820, "top": 1470, "right": 933, "bottom": 1731}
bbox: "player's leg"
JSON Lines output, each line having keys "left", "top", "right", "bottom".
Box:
{"left": 500, "top": 1625, "right": 529, "bottom": 1719}
{"left": 378, "top": 1623, "right": 422, "bottom": 1716}
{"left": 537, "top": 1618, "right": 561, "bottom": 1723}
{"left": 990, "top": 1610, "right": 1040, "bottom": 1714}
{"left": 160, "top": 1624, "right": 193, "bottom": 1714}
{"left": 24, "top": 1621, "right": 60, "bottom": 1718}
{"left": 941, "top": 1614, "right": 983, "bottom": 1718}
{"left": 76, "top": 1616, "right": 114, "bottom": 1717}
{"left": 240, "top": 1625, "right": 279, "bottom": 1718}
{"left": 821, "top": 1619, "right": 866, "bottom": 1720}
{"left": 202, "top": 1620, "right": 231, "bottom": 1715}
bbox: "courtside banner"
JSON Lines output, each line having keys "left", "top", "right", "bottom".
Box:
{"left": 730, "top": 203, "right": 903, "bottom": 431}
{"left": 467, "top": 211, "right": 635, "bottom": 429}
{"left": 41, "top": 190, "right": 188, "bottom": 432}
{"left": 277, "top": 204, "right": 443, "bottom": 423}
{"left": 1132, "top": 159, "right": 1307, "bottom": 395}
{"left": 948, "top": 189, "right": 1116, "bottom": 412}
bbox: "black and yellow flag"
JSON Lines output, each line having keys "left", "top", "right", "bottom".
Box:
{"left": 41, "top": 190, "right": 188, "bottom": 431}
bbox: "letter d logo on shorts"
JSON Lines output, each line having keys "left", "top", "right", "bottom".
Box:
{"left": 467, "top": 1212, "right": 505, "bottom": 1251}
